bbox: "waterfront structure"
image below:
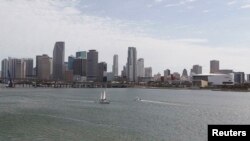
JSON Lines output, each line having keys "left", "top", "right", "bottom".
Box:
{"left": 1, "top": 59, "right": 9, "bottom": 79}
{"left": 234, "top": 72, "right": 245, "bottom": 84}
{"left": 137, "top": 58, "right": 144, "bottom": 78}
{"left": 173, "top": 72, "right": 181, "bottom": 80}
{"left": 218, "top": 69, "right": 233, "bottom": 74}
{"left": 68, "top": 55, "right": 75, "bottom": 70}
{"left": 191, "top": 65, "right": 202, "bottom": 74}
{"left": 76, "top": 51, "right": 87, "bottom": 59}
{"left": 73, "top": 58, "right": 87, "bottom": 76}
{"left": 87, "top": 50, "right": 98, "bottom": 81}
{"left": 126, "top": 47, "right": 137, "bottom": 82}
{"left": 36, "top": 54, "right": 51, "bottom": 80}
{"left": 192, "top": 73, "right": 234, "bottom": 86}
{"left": 153, "top": 73, "right": 161, "bottom": 82}
{"left": 107, "top": 72, "right": 114, "bottom": 82}
{"left": 53, "top": 41, "right": 65, "bottom": 80}
{"left": 112, "top": 54, "right": 119, "bottom": 77}
{"left": 247, "top": 74, "right": 250, "bottom": 83}
{"left": 23, "top": 58, "right": 33, "bottom": 78}
{"left": 164, "top": 69, "right": 171, "bottom": 81}
{"left": 145, "top": 67, "right": 152, "bottom": 77}
{"left": 65, "top": 70, "right": 73, "bottom": 82}
{"left": 98, "top": 62, "right": 107, "bottom": 82}
{"left": 210, "top": 60, "right": 220, "bottom": 73}
{"left": 121, "top": 66, "right": 126, "bottom": 78}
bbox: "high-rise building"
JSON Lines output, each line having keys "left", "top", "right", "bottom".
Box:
{"left": 191, "top": 65, "right": 202, "bottom": 74}
{"left": 98, "top": 62, "right": 107, "bottom": 82}
{"left": 1, "top": 59, "right": 9, "bottom": 80}
{"left": 53, "top": 41, "right": 65, "bottom": 80}
{"left": 137, "top": 58, "right": 144, "bottom": 78}
{"left": 23, "top": 58, "right": 33, "bottom": 78}
{"left": 112, "top": 54, "right": 118, "bottom": 77}
{"left": 247, "top": 74, "right": 250, "bottom": 83}
{"left": 87, "top": 50, "right": 98, "bottom": 81}
{"left": 145, "top": 67, "right": 152, "bottom": 77}
{"left": 234, "top": 72, "right": 245, "bottom": 84}
{"left": 173, "top": 72, "right": 181, "bottom": 80}
{"left": 121, "top": 66, "right": 126, "bottom": 78}
{"left": 210, "top": 60, "right": 220, "bottom": 73}
{"left": 126, "top": 47, "right": 137, "bottom": 82}
{"left": 164, "top": 69, "right": 171, "bottom": 81}
{"left": 68, "top": 55, "right": 75, "bottom": 70}
{"left": 76, "top": 51, "right": 87, "bottom": 59}
{"left": 73, "top": 58, "right": 87, "bottom": 76}
{"left": 182, "top": 69, "right": 188, "bottom": 77}
{"left": 36, "top": 54, "right": 51, "bottom": 80}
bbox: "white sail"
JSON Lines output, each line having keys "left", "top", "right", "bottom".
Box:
{"left": 103, "top": 90, "right": 106, "bottom": 100}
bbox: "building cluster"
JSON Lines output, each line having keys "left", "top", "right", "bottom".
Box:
{"left": 1, "top": 42, "right": 250, "bottom": 88}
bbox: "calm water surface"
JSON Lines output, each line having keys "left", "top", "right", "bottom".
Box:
{"left": 0, "top": 88, "right": 250, "bottom": 141}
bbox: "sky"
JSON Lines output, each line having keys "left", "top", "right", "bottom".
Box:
{"left": 1, "top": 0, "right": 250, "bottom": 74}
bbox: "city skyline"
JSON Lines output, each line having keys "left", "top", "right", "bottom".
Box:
{"left": 1, "top": 0, "right": 250, "bottom": 74}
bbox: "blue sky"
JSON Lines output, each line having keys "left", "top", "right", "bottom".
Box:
{"left": 1, "top": 0, "right": 250, "bottom": 74}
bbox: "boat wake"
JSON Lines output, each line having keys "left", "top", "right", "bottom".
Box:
{"left": 65, "top": 99, "right": 95, "bottom": 103}
{"left": 140, "top": 99, "right": 186, "bottom": 107}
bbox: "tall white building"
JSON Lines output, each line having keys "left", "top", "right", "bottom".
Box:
{"left": 112, "top": 54, "right": 119, "bottom": 77}
{"left": 126, "top": 47, "right": 137, "bottom": 82}
{"left": 137, "top": 58, "right": 144, "bottom": 78}
{"left": 145, "top": 67, "right": 152, "bottom": 77}
{"left": 210, "top": 60, "right": 219, "bottom": 73}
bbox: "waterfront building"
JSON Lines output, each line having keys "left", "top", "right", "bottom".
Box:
{"left": 192, "top": 73, "right": 234, "bottom": 86}
{"left": 98, "top": 62, "right": 107, "bottom": 82}
{"left": 173, "top": 72, "right": 181, "bottom": 80}
{"left": 164, "top": 69, "right": 171, "bottom": 81}
{"left": 121, "top": 66, "right": 127, "bottom": 79}
{"left": 76, "top": 51, "right": 87, "bottom": 59}
{"left": 218, "top": 69, "right": 233, "bottom": 74}
{"left": 247, "top": 74, "right": 250, "bottom": 83}
{"left": 107, "top": 72, "right": 114, "bottom": 82}
{"left": 73, "top": 58, "right": 87, "bottom": 76}
{"left": 126, "top": 47, "right": 137, "bottom": 82}
{"left": 65, "top": 70, "right": 73, "bottom": 82}
{"left": 68, "top": 55, "right": 75, "bottom": 70}
{"left": 53, "top": 41, "right": 65, "bottom": 80}
{"left": 137, "top": 58, "right": 144, "bottom": 78}
{"left": 145, "top": 67, "right": 152, "bottom": 78}
{"left": 1, "top": 59, "right": 9, "bottom": 80}
{"left": 87, "top": 50, "right": 98, "bottom": 81}
{"left": 191, "top": 65, "right": 202, "bottom": 74}
{"left": 23, "top": 58, "right": 33, "bottom": 78}
{"left": 112, "top": 54, "right": 119, "bottom": 77}
{"left": 210, "top": 60, "right": 220, "bottom": 73}
{"left": 36, "top": 54, "right": 51, "bottom": 80}
{"left": 153, "top": 73, "right": 161, "bottom": 82}
{"left": 234, "top": 72, "right": 245, "bottom": 84}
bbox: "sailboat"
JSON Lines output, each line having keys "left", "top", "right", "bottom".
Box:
{"left": 99, "top": 89, "right": 110, "bottom": 104}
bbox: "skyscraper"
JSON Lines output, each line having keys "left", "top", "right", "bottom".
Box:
{"left": 210, "top": 60, "right": 219, "bottom": 73}
{"left": 23, "top": 58, "right": 33, "bottom": 78}
{"left": 53, "top": 41, "right": 65, "bottom": 80}
{"left": 164, "top": 69, "right": 171, "bottom": 81}
{"left": 73, "top": 58, "right": 87, "bottom": 76}
{"left": 87, "top": 50, "right": 98, "bottom": 81}
{"left": 234, "top": 72, "right": 245, "bottom": 84}
{"left": 112, "top": 54, "right": 118, "bottom": 77}
{"left": 68, "top": 55, "right": 75, "bottom": 70}
{"left": 76, "top": 51, "right": 87, "bottom": 59}
{"left": 36, "top": 54, "right": 51, "bottom": 80}
{"left": 137, "top": 58, "right": 144, "bottom": 78}
{"left": 145, "top": 67, "right": 152, "bottom": 77}
{"left": 1, "top": 59, "right": 9, "bottom": 80}
{"left": 182, "top": 69, "right": 188, "bottom": 77}
{"left": 98, "top": 62, "right": 107, "bottom": 82}
{"left": 191, "top": 65, "right": 202, "bottom": 74}
{"left": 126, "top": 47, "right": 137, "bottom": 82}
